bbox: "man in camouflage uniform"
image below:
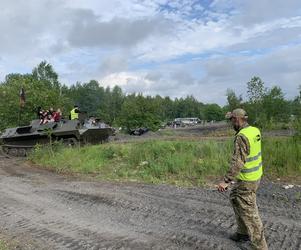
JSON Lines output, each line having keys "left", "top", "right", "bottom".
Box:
{"left": 218, "top": 108, "right": 268, "bottom": 250}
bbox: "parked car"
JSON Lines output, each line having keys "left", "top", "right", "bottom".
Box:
{"left": 129, "top": 127, "right": 149, "bottom": 136}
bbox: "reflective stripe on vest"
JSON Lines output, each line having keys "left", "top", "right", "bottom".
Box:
{"left": 246, "top": 151, "right": 262, "bottom": 162}
{"left": 70, "top": 108, "right": 78, "bottom": 120}
{"left": 237, "top": 126, "right": 263, "bottom": 181}
{"left": 240, "top": 162, "right": 262, "bottom": 173}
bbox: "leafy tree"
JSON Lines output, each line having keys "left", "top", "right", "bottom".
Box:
{"left": 118, "top": 94, "right": 161, "bottom": 131}
{"left": 262, "top": 86, "right": 289, "bottom": 121}
{"left": 226, "top": 89, "right": 242, "bottom": 111}
{"left": 246, "top": 76, "right": 267, "bottom": 124}
{"left": 0, "top": 63, "right": 71, "bottom": 130}
{"left": 32, "top": 61, "right": 60, "bottom": 89}
{"left": 67, "top": 81, "right": 103, "bottom": 114}
{"left": 104, "top": 85, "right": 124, "bottom": 125}
{"left": 173, "top": 96, "right": 203, "bottom": 119}
{"left": 247, "top": 76, "right": 266, "bottom": 103}
{"left": 287, "top": 85, "right": 301, "bottom": 120}
{"left": 203, "top": 104, "right": 223, "bottom": 121}
{"left": 97, "top": 86, "right": 113, "bottom": 123}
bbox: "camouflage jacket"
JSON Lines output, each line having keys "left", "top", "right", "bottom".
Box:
{"left": 224, "top": 123, "right": 250, "bottom": 183}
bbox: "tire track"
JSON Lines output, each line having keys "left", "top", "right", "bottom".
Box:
{"left": 0, "top": 200, "right": 156, "bottom": 250}
{"left": 0, "top": 157, "right": 300, "bottom": 249}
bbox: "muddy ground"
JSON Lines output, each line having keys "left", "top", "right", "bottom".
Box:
{"left": 0, "top": 154, "right": 300, "bottom": 250}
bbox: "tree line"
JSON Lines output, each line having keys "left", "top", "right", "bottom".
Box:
{"left": 226, "top": 76, "right": 301, "bottom": 128}
{"left": 0, "top": 61, "right": 300, "bottom": 131}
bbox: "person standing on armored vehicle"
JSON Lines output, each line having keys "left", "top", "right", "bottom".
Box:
{"left": 217, "top": 108, "right": 268, "bottom": 250}
{"left": 70, "top": 105, "right": 80, "bottom": 120}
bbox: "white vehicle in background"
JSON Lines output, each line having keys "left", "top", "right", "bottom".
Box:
{"left": 174, "top": 117, "right": 200, "bottom": 126}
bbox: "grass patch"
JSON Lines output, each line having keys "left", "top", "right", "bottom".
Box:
{"left": 263, "top": 137, "right": 301, "bottom": 176}
{"left": 29, "top": 137, "right": 301, "bottom": 186}
{"left": 0, "top": 240, "right": 8, "bottom": 250}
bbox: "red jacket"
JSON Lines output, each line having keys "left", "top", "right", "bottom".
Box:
{"left": 53, "top": 112, "right": 61, "bottom": 122}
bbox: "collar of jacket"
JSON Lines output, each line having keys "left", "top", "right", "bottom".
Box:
{"left": 235, "top": 122, "right": 249, "bottom": 135}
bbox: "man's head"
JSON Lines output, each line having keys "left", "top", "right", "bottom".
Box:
{"left": 226, "top": 108, "right": 248, "bottom": 131}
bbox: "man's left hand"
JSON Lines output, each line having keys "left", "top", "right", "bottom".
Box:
{"left": 217, "top": 182, "right": 229, "bottom": 192}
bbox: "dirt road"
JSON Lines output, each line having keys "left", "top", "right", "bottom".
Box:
{"left": 0, "top": 155, "right": 300, "bottom": 250}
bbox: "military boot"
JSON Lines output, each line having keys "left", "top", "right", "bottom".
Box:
{"left": 229, "top": 233, "right": 250, "bottom": 242}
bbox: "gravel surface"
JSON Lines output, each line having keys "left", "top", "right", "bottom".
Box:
{"left": 0, "top": 155, "right": 300, "bottom": 250}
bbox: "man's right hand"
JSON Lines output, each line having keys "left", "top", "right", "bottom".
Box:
{"left": 217, "top": 182, "right": 229, "bottom": 192}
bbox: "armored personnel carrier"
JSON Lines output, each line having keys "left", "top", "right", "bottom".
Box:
{"left": 0, "top": 117, "right": 114, "bottom": 156}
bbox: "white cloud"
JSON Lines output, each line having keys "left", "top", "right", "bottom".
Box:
{"left": 0, "top": 0, "right": 300, "bottom": 105}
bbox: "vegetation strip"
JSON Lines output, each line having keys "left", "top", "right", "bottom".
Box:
{"left": 29, "top": 137, "right": 301, "bottom": 186}
{"left": 0, "top": 240, "right": 8, "bottom": 250}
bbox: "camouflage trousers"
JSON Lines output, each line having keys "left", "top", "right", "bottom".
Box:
{"left": 230, "top": 180, "right": 268, "bottom": 250}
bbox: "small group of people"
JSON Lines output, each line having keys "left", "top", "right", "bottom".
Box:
{"left": 37, "top": 107, "right": 62, "bottom": 124}
{"left": 36, "top": 105, "right": 80, "bottom": 125}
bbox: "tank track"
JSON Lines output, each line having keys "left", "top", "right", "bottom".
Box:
{"left": 1, "top": 144, "right": 33, "bottom": 157}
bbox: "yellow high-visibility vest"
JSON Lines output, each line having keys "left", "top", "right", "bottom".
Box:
{"left": 237, "top": 126, "right": 263, "bottom": 181}
{"left": 70, "top": 108, "right": 79, "bottom": 120}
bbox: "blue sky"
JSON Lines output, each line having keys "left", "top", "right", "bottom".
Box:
{"left": 0, "top": 0, "right": 300, "bottom": 104}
